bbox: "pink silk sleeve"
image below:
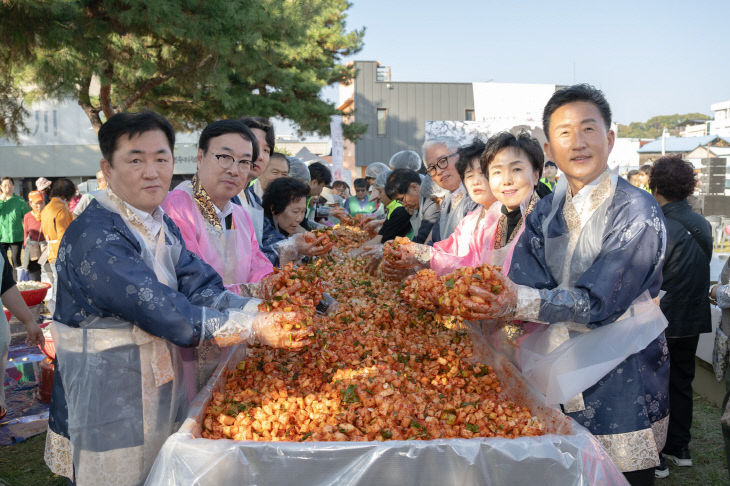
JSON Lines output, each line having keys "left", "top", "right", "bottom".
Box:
{"left": 234, "top": 206, "right": 273, "bottom": 283}
{"left": 430, "top": 209, "right": 499, "bottom": 276}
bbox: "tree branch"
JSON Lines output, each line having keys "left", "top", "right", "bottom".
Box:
{"left": 118, "top": 54, "right": 214, "bottom": 112}
{"left": 99, "top": 64, "right": 114, "bottom": 120}
{"left": 77, "top": 75, "right": 102, "bottom": 132}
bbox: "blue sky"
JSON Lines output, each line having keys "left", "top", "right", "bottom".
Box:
{"left": 335, "top": 0, "right": 730, "bottom": 124}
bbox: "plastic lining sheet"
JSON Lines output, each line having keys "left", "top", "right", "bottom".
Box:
{"left": 146, "top": 328, "right": 628, "bottom": 486}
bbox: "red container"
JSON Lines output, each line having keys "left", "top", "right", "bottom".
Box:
{"left": 3, "top": 308, "right": 10, "bottom": 321}
{"left": 38, "top": 321, "right": 55, "bottom": 360}
{"left": 37, "top": 358, "right": 54, "bottom": 404}
{"left": 20, "top": 282, "right": 52, "bottom": 307}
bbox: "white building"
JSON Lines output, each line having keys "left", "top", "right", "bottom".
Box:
{"left": 680, "top": 99, "right": 730, "bottom": 138}
{"left": 710, "top": 100, "right": 730, "bottom": 137}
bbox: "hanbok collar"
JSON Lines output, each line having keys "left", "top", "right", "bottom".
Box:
{"left": 192, "top": 174, "right": 227, "bottom": 230}
{"left": 493, "top": 191, "right": 539, "bottom": 250}
{"left": 105, "top": 188, "right": 164, "bottom": 241}
{"left": 449, "top": 183, "right": 467, "bottom": 208}
{"left": 564, "top": 170, "right": 612, "bottom": 230}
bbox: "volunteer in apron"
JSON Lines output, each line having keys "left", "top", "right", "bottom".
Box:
{"left": 163, "top": 120, "right": 275, "bottom": 401}
{"left": 465, "top": 85, "right": 669, "bottom": 486}
{"left": 44, "top": 112, "right": 309, "bottom": 486}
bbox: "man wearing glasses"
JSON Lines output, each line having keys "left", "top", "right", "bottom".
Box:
{"left": 423, "top": 136, "right": 479, "bottom": 242}
{"left": 163, "top": 119, "right": 273, "bottom": 294}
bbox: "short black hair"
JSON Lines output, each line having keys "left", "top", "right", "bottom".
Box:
{"left": 545, "top": 161, "right": 557, "bottom": 169}
{"left": 649, "top": 155, "right": 697, "bottom": 201}
{"left": 481, "top": 132, "right": 545, "bottom": 177}
{"left": 332, "top": 180, "right": 350, "bottom": 192}
{"left": 262, "top": 177, "right": 310, "bottom": 219}
{"left": 49, "top": 178, "right": 76, "bottom": 201}
{"left": 542, "top": 84, "right": 612, "bottom": 140}
{"left": 1, "top": 177, "right": 13, "bottom": 185}
{"left": 270, "top": 152, "right": 290, "bottom": 169}
{"left": 455, "top": 139, "right": 486, "bottom": 180}
{"left": 353, "top": 178, "right": 368, "bottom": 190}
{"left": 639, "top": 164, "right": 652, "bottom": 175}
{"left": 240, "top": 116, "right": 275, "bottom": 154}
{"left": 308, "top": 162, "right": 332, "bottom": 185}
{"left": 98, "top": 111, "right": 175, "bottom": 164}
{"left": 385, "top": 169, "right": 421, "bottom": 199}
{"left": 198, "top": 119, "right": 259, "bottom": 163}
{"left": 627, "top": 169, "right": 639, "bottom": 180}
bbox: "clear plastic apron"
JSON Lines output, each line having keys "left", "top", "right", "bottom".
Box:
{"left": 51, "top": 194, "right": 185, "bottom": 485}
{"left": 184, "top": 221, "right": 237, "bottom": 400}
{"left": 518, "top": 172, "right": 667, "bottom": 406}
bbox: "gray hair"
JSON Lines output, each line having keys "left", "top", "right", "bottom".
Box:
{"left": 373, "top": 169, "right": 392, "bottom": 189}
{"left": 388, "top": 150, "right": 422, "bottom": 172}
{"left": 287, "top": 157, "right": 311, "bottom": 183}
{"left": 422, "top": 136, "right": 461, "bottom": 162}
{"left": 365, "top": 162, "right": 389, "bottom": 179}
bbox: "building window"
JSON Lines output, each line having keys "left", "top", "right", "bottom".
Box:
{"left": 376, "top": 108, "right": 387, "bottom": 136}
{"left": 465, "top": 109, "right": 475, "bottom": 121}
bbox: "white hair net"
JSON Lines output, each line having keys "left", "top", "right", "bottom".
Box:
{"left": 287, "top": 157, "right": 311, "bottom": 183}
{"left": 388, "top": 150, "right": 422, "bottom": 172}
{"left": 420, "top": 175, "right": 448, "bottom": 199}
{"left": 373, "top": 169, "right": 392, "bottom": 189}
{"left": 365, "top": 162, "right": 389, "bottom": 180}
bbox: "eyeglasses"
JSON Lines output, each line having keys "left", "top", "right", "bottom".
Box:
{"left": 426, "top": 151, "right": 458, "bottom": 176}
{"left": 214, "top": 154, "right": 252, "bottom": 170}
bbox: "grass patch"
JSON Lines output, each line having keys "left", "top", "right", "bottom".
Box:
{"left": 662, "top": 393, "right": 727, "bottom": 485}
{"left": 0, "top": 434, "right": 65, "bottom": 486}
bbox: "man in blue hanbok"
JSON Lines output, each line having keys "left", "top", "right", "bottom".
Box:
{"left": 44, "top": 111, "right": 308, "bottom": 486}
{"left": 467, "top": 85, "right": 669, "bottom": 486}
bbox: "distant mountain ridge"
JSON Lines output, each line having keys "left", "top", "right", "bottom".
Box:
{"left": 617, "top": 113, "right": 711, "bottom": 138}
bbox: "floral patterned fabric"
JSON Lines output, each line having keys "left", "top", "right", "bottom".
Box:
{"left": 46, "top": 198, "right": 254, "bottom": 483}
{"left": 509, "top": 176, "right": 670, "bottom": 471}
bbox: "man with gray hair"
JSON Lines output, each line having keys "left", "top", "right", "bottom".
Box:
{"left": 423, "top": 136, "right": 478, "bottom": 242}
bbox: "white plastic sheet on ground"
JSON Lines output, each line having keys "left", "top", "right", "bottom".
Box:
{"left": 146, "top": 327, "right": 628, "bottom": 486}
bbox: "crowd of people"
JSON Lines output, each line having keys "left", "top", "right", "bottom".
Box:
{"left": 0, "top": 83, "right": 728, "bottom": 486}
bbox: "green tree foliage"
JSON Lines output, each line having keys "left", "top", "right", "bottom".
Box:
{"left": 0, "top": 0, "right": 364, "bottom": 140}
{"left": 617, "top": 113, "right": 711, "bottom": 139}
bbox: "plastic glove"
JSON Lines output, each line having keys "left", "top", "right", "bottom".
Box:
{"left": 211, "top": 307, "right": 311, "bottom": 349}
{"left": 252, "top": 311, "right": 312, "bottom": 349}
{"left": 359, "top": 244, "right": 384, "bottom": 275}
{"left": 461, "top": 277, "right": 519, "bottom": 321}
{"left": 384, "top": 239, "right": 431, "bottom": 269}
{"left": 298, "top": 232, "right": 334, "bottom": 257}
{"left": 328, "top": 206, "right": 348, "bottom": 221}
{"left": 364, "top": 218, "right": 384, "bottom": 235}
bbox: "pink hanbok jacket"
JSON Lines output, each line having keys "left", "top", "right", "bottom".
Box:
{"left": 163, "top": 182, "right": 273, "bottom": 293}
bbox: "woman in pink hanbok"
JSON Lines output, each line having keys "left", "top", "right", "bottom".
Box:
{"left": 384, "top": 133, "right": 544, "bottom": 279}
{"left": 162, "top": 120, "right": 274, "bottom": 399}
